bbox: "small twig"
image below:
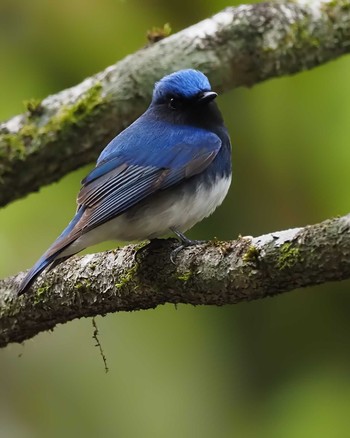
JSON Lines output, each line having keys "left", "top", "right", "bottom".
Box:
{"left": 92, "top": 317, "right": 109, "bottom": 373}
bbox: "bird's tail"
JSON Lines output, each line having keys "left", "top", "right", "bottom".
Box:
{"left": 18, "top": 252, "right": 61, "bottom": 296}
{"left": 18, "top": 208, "right": 85, "bottom": 296}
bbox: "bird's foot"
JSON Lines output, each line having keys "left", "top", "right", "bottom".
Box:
{"left": 170, "top": 228, "right": 206, "bottom": 264}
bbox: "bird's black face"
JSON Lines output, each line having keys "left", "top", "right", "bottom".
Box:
{"left": 165, "top": 90, "right": 218, "bottom": 110}
{"left": 152, "top": 90, "right": 224, "bottom": 129}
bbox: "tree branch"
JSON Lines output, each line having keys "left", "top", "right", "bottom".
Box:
{"left": 1, "top": 213, "right": 350, "bottom": 348}
{"left": 1, "top": 0, "right": 350, "bottom": 207}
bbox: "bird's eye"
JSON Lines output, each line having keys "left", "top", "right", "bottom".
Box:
{"left": 168, "top": 97, "right": 181, "bottom": 110}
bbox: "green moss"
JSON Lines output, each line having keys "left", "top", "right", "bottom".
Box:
{"left": 41, "top": 81, "right": 104, "bottom": 138}
{"left": 209, "top": 238, "right": 233, "bottom": 256}
{"left": 115, "top": 264, "right": 139, "bottom": 289}
{"left": 326, "top": 0, "right": 338, "bottom": 7}
{"left": 74, "top": 279, "right": 92, "bottom": 290}
{"left": 36, "top": 285, "right": 50, "bottom": 295}
{"left": 33, "top": 284, "right": 51, "bottom": 304}
{"left": 0, "top": 127, "right": 37, "bottom": 178}
{"left": 210, "top": 237, "right": 223, "bottom": 246}
{"left": 288, "top": 19, "right": 320, "bottom": 49}
{"left": 177, "top": 271, "right": 192, "bottom": 282}
{"left": 277, "top": 242, "right": 301, "bottom": 270}
{"left": 0, "top": 134, "right": 26, "bottom": 160}
{"left": 147, "top": 23, "right": 172, "bottom": 43}
{"left": 0, "top": 81, "right": 104, "bottom": 169}
{"left": 0, "top": 122, "right": 40, "bottom": 164}
{"left": 24, "top": 98, "right": 43, "bottom": 116}
{"left": 243, "top": 245, "right": 260, "bottom": 263}
{"left": 20, "top": 123, "right": 38, "bottom": 139}
{"left": 325, "top": 0, "right": 350, "bottom": 9}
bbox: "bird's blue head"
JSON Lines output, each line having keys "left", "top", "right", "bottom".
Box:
{"left": 152, "top": 69, "right": 217, "bottom": 109}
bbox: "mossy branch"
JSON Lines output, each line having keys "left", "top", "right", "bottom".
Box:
{"left": 1, "top": 0, "right": 350, "bottom": 207}
{"left": 1, "top": 213, "right": 350, "bottom": 348}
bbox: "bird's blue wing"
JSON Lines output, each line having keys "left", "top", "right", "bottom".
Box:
{"left": 76, "top": 128, "right": 222, "bottom": 233}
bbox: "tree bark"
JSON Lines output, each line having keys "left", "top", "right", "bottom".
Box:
{"left": 1, "top": 0, "right": 350, "bottom": 207}
{"left": 1, "top": 214, "right": 350, "bottom": 348}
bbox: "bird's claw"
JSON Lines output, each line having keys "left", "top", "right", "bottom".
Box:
{"left": 170, "top": 245, "right": 184, "bottom": 264}
{"left": 169, "top": 227, "right": 206, "bottom": 263}
{"left": 134, "top": 231, "right": 206, "bottom": 265}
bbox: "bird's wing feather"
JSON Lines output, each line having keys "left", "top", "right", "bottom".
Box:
{"left": 76, "top": 133, "right": 221, "bottom": 234}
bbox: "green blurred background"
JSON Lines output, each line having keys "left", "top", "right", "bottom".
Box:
{"left": 1, "top": 0, "right": 350, "bottom": 436}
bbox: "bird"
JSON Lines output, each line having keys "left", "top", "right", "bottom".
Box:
{"left": 18, "top": 69, "right": 232, "bottom": 295}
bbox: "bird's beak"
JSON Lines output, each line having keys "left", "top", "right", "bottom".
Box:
{"left": 197, "top": 91, "right": 218, "bottom": 104}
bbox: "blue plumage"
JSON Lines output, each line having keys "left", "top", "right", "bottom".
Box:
{"left": 18, "top": 69, "right": 232, "bottom": 295}
{"left": 152, "top": 69, "right": 211, "bottom": 102}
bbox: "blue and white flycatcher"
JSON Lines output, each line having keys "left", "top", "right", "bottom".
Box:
{"left": 18, "top": 69, "right": 232, "bottom": 295}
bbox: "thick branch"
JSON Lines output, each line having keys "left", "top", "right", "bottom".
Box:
{"left": 1, "top": 0, "right": 350, "bottom": 207}
{"left": 1, "top": 214, "right": 350, "bottom": 348}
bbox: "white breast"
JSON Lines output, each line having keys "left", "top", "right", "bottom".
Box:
{"left": 62, "top": 175, "right": 232, "bottom": 256}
